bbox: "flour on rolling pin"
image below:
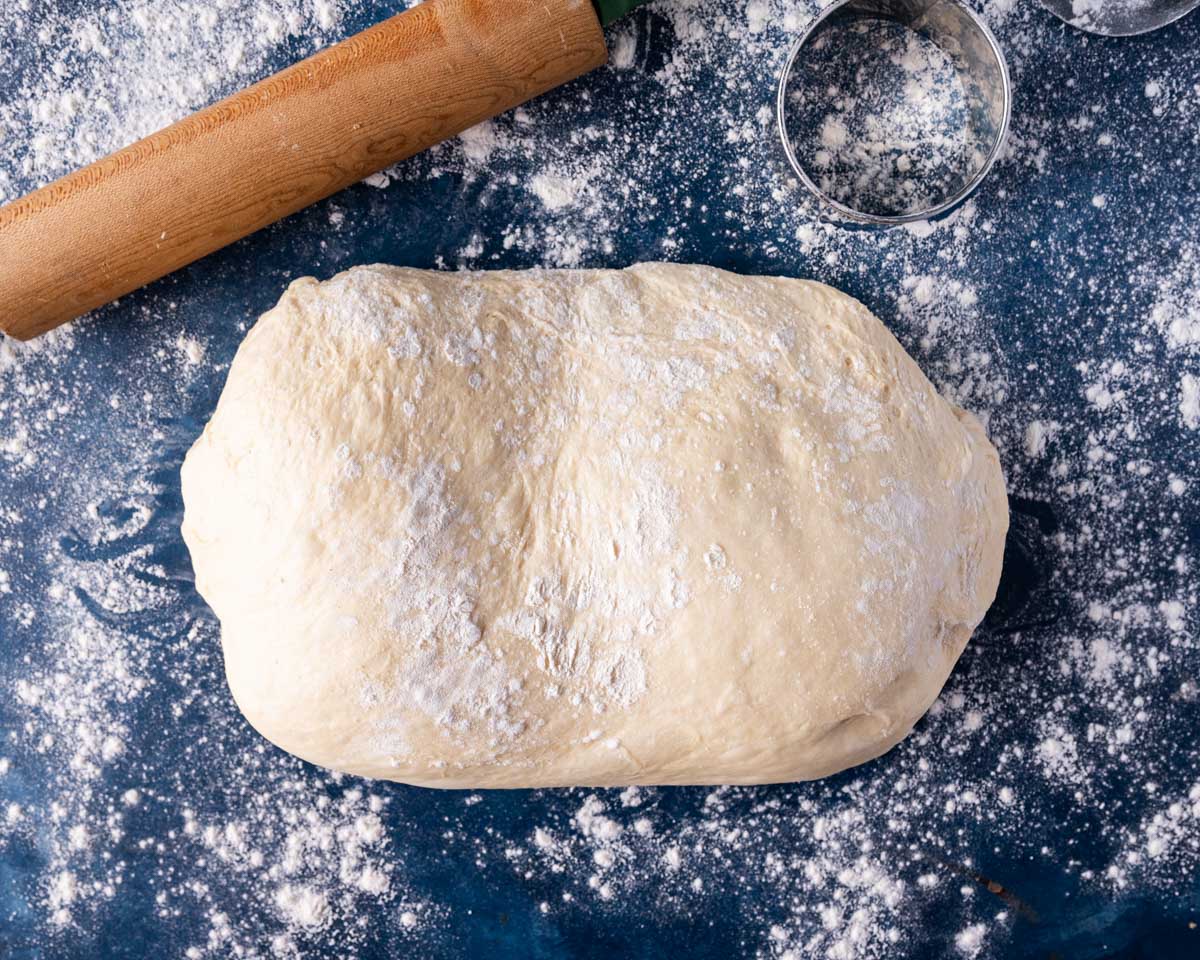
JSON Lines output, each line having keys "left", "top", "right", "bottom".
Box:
{"left": 0, "top": 0, "right": 610, "bottom": 339}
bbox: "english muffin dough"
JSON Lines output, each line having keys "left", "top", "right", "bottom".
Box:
{"left": 181, "top": 263, "right": 1007, "bottom": 787}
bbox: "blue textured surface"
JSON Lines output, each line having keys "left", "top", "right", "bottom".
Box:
{"left": 1, "top": 2, "right": 1199, "bottom": 958}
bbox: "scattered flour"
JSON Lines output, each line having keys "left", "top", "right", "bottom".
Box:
{"left": 1181, "top": 373, "right": 1199, "bottom": 429}
{"left": 1, "top": 0, "right": 1198, "bottom": 955}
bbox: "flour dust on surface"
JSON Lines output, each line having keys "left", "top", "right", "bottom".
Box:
{"left": 1, "top": 0, "right": 1199, "bottom": 957}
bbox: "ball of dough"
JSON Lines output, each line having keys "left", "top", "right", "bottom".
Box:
{"left": 181, "top": 263, "right": 1007, "bottom": 788}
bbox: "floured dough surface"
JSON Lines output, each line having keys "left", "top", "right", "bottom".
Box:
{"left": 181, "top": 263, "right": 1007, "bottom": 788}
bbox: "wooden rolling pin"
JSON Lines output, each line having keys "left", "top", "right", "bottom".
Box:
{"left": 0, "top": 0, "right": 649, "bottom": 341}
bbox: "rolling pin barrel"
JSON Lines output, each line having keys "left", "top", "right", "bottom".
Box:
{"left": 0, "top": 0, "right": 608, "bottom": 341}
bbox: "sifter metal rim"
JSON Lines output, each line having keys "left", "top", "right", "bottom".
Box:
{"left": 775, "top": 0, "right": 1013, "bottom": 227}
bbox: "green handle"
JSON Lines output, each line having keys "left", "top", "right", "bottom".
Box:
{"left": 592, "top": 0, "right": 653, "bottom": 26}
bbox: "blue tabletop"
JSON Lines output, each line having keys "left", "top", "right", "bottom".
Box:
{"left": 1, "top": 1, "right": 1198, "bottom": 958}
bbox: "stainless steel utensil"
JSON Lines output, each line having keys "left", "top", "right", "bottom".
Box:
{"left": 1037, "top": 0, "right": 1197, "bottom": 37}
{"left": 777, "top": 0, "right": 1011, "bottom": 227}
